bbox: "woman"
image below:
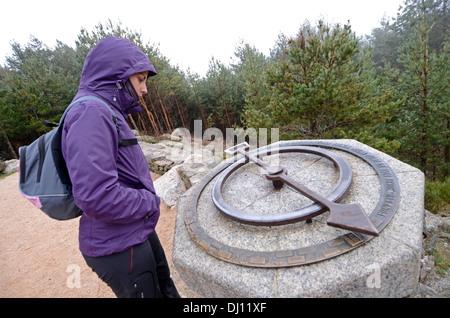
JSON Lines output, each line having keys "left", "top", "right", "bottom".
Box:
{"left": 62, "top": 36, "right": 179, "bottom": 298}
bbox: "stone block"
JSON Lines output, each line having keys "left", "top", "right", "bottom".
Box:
{"left": 173, "top": 139, "right": 424, "bottom": 297}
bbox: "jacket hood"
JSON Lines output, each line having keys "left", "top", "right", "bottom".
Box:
{"left": 78, "top": 37, "right": 157, "bottom": 114}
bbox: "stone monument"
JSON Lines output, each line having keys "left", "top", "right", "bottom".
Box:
{"left": 173, "top": 139, "right": 424, "bottom": 297}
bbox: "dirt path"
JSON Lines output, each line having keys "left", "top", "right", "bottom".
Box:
{"left": 0, "top": 172, "right": 198, "bottom": 298}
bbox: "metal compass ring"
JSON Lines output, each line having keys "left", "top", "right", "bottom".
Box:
{"left": 183, "top": 141, "right": 400, "bottom": 267}
{"left": 211, "top": 145, "right": 353, "bottom": 226}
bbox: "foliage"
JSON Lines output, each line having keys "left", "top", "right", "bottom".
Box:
{"left": 0, "top": 37, "right": 80, "bottom": 157}
{"left": 234, "top": 41, "right": 271, "bottom": 130}
{"left": 200, "top": 58, "right": 244, "bottom": 130}
{"left": 371, "top": 0, "right": 449, "bottom": 180}
{"left": 425, "top": 178, "right": 450, "bottom": 213}
{"left": 0, "top": 21, "right": 192, "bottom": 159}
{"left": 370, "top": 0, "right": 448, "bottom": 68}
{"left": 0, "top": 4, "right": 448, "bottom": 183}
{"left": 241, "top": 21, "right": 402, "bottom": 157}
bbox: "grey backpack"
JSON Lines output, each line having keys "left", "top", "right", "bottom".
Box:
{"left": 18, "top": 96, "right": 137, "bottom": 220}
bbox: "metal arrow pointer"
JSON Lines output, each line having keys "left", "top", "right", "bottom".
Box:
{"left": 225, "top": 142, "right": 379, "bottom": 236}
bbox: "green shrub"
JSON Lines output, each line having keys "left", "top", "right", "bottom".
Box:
{"left": 425, "top": 178, "right": 450, "bottom": 214}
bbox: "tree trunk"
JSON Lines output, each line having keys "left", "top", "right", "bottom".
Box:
{"left": 1, "top": 128, "right": 18, "bottom": 159}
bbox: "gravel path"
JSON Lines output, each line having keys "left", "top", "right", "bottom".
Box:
{"left": 0, "top": 172, "right": 198, "bottom": 298}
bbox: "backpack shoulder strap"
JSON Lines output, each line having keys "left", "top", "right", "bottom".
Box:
{"left": 60, "top": 96, "right": 120, "bottom": 135}
{"left": 62, "top": 96, "right": 138, "bottom": 147}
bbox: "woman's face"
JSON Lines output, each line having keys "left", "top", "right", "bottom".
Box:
{"left": 129, "top": 71, "right": 149, "bottom": 99}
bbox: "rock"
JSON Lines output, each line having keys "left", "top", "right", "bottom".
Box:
{"left": 4, "top": 159, "right": 19, "bottom": 174}
{"left": 415, "top": 283, "right": 438, "bottom": 298}
{"left": 153, "top": 165, "right": 186, "bottom": 209}
{"left": 423, "top": 210, "right": 444, "bottom": 252}
{"left": 149, "top": 138, "right": 219, "bottom": 208}
{"left": 135, "top": 134, "right": 157, "bottom": 144}
{"left": 139, "top": 141, "right": 178, "bottom": 174}
{"left": 178, "top": 153, "right": 218, "bottom": 189}
{"left": 443, "top": 217, "right": 450, "bottom": 233}
{"left": 139, "top": 142, "right": 171, "bottom": 161}
{"left": 139, "top": 136, "right": 220, "bottom": 177}
{"left": 419, "top": 255, "right": 435, "bottom": 281}
{"left": 417, "top": 210, "right": 450, "bottom": 298}
{"left": 157, "top": 133, "right": 182, "bottom": 142}
{"left": 424, "top": 210, "right": 444, "bottom": 235}
{"left": 153, "top": 153, "right": 219, "bottom": 208}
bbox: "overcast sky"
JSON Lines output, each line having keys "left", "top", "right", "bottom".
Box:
{"left": 1, "top": 0, "right": 404, "bottom": 76}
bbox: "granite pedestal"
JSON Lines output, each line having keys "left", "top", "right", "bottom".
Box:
{"left": 173, "top": 139, "right": 424, "bottom": 297}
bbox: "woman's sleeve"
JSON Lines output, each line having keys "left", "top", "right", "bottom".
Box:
{"left": 62, "top": 101, "right": 160, "bottom": 224}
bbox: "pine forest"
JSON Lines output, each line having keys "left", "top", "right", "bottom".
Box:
{"left": 1, "top": 0, "right": 448, "bottom": 210}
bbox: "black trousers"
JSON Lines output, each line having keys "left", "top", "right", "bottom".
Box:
{"left": 83, "top": 231, "right": 180, "bottom": 298}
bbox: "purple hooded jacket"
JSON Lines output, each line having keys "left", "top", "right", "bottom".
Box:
{"left": 62, "top": 37, "right": 160, "bottom": 257}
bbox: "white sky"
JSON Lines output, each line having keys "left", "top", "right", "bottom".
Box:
{"left": 1, "top": 0, "right": 404, "bottom": 76}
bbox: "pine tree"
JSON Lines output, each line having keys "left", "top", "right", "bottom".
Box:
{"left": 260, "top": 20, "right": 400, "bottom": 147}
{"left": 397, "top": 0, "right": 449, "bottom": 180}
{"left": 234, "top": 41, "right": 270, "bottom": 130}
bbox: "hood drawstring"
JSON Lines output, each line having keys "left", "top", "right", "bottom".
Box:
{"left": 114, "top": 80, "right": 139, "bottom": 103}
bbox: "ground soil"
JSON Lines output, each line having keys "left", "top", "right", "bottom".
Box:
{"left": 0, "top": 172, "right": 199, "bottom": 298}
